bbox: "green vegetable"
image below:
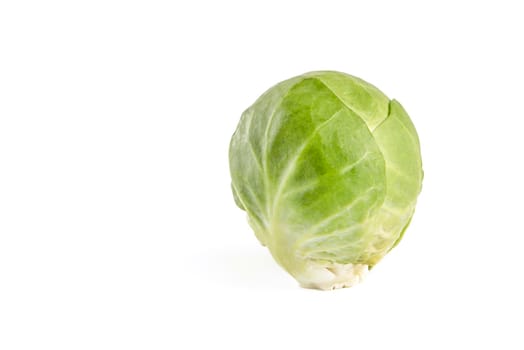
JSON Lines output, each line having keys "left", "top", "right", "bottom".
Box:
{"left": 229, "top": 71, "right": 423, "bottom": 290}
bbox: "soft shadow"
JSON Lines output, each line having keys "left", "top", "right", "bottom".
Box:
{"left": 191, "top": 247, "right": 294, "bottom": 290}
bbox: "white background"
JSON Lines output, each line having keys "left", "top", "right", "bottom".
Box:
{"left": 1, "top": 1, "right": 523, "bottom": 349}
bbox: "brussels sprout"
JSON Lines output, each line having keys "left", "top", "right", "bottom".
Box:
{"left": 229, "top": 71, "right": 423, "bottom": 290}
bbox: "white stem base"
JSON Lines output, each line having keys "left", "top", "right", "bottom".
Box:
{"left": 297, "top": 262, "right": 368, "bottom": 290}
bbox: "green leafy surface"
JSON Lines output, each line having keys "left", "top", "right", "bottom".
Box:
{"left": 229, "top": 71, "right": 423, "bottom": 287}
